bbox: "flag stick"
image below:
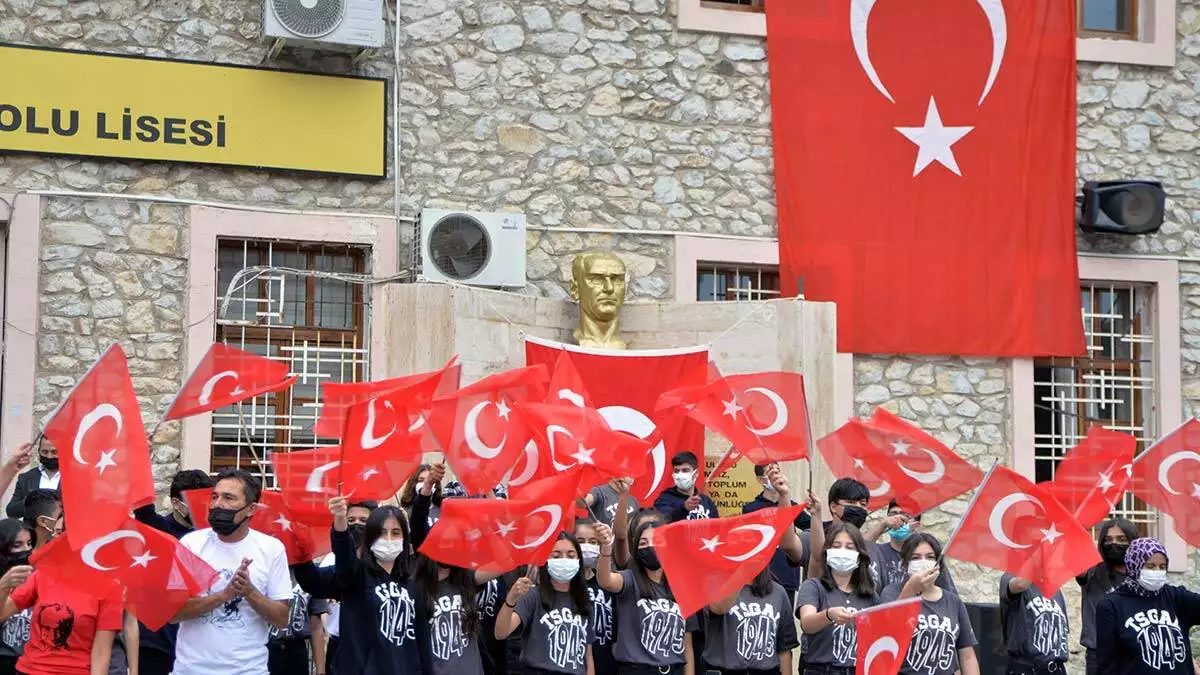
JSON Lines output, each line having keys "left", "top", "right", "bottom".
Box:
{"left": 940, "top": 459, "right": 1000, "bottom": 556}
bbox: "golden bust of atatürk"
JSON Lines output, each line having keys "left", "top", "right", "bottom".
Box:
{"left": 570, "top": 251, "right": 627, "bottom": 350}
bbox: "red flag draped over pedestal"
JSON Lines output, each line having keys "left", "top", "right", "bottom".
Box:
{"left": 766, "top": 0, "right": 1085, "bottom": 357}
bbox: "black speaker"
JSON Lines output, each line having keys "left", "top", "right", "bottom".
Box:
{"left": 1079, "top": 180, "right": 1166, "bottom": 235}
{"left": 967, "top": 602, "right": 1007, "bottom": 675}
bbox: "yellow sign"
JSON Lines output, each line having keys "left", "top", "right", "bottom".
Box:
{"left": 704, "top": 457, "right": 763, "bottom": 518}
{"left": 0, "top": 44, "right": 386, "bottom": 177}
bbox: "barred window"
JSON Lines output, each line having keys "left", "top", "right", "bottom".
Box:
{"left": 213, "top": 238, "right": 370, "bottom": 484}
{"left": 699, "top": 0, "right": 763, "bottom": 10}
{"left": 1033, "top": 282, "right": 1157, "bottom": 534}
{"left": 696, "top": 263, "right": 780, "bottom": 302}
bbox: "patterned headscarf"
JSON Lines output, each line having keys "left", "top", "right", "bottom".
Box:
{"left": 1119, "top": 537, "right": 1169, "bottom": 596}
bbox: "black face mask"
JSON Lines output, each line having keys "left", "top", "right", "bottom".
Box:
{"left": 40, "top": 457, "right": 59, "bottom": 472}
{"left": 1102, "top": 543, "right": 1128, "bottom": 565}
{"left": 636, "top": 547, "right": 661, "bottom": 571}
{"left": 840, "top": 505, "right": 869, "bottom": 529}
{"left": 208, "top": 506, "right": 247, "bottom": 537}
{"left": 6, "top": 551, "right": 30, "bottom": 569}
{"left": 348, "top": 524, "right": 367, "bottom": 548}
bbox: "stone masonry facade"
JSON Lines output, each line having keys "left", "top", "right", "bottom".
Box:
{"left": 3, "top": 0, "right": 1198, "bottom": 663}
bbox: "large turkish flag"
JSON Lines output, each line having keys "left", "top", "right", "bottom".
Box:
{"left": 524, "top": 338, "right": 709, "bottom": 502}
{"left": 767, "top": 0, "right": 1085, "bottom": 357}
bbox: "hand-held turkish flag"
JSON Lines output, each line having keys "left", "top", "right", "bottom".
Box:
{"left": 1129, "top": 419, "right": 1200, "bottom": 547}
{"left": 1042, "top": 426, "right": 1135, "bottom": 528}
{"left": 429, "top": 365, "right": 549, "bottom": 494}
{"left": 944, "top": 465, "right": 1099, "bottom": 595}
{"left": 655, "top": 504, "right": 804, "bottom": 618}
{"left": 766, "top": 0, "right": 1084, "bottom": 356}
{"left": 525, "top": 338, "right": 709, "bottom": 503}
{"left": 165, "top": 344, "right": 298, "bottom": 420}
{"left": 273, "top": 445, "right": 417, "bottom": 525}
{"left": 863, "top": 408, "right": 984, "bottom": 513}
{"left": 31, "top": 519, "right": 218, "bottom": 630}
{"left": 339, "top": 391, "right": 424, "bottom": 465}
{"left": 855, "top": 598, "right": 923, "bottom": 675}
{"left": 314, "top": 357, "right": 460, "bottom": 438}
{"left": 816, "top": 420, "right": 912, "bottom": 511}
{"left": 42, "top": 345, "right": 156, "bottom": 550}
{"left": 507, "top": 352, "right": 599, "bottom": 491}
{"left": 518, "top": 403, "right": 650, "bottom": 495}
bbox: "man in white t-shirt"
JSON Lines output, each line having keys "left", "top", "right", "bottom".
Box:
{"left": 171, "top": 468, "right": 292, "bottom": 675}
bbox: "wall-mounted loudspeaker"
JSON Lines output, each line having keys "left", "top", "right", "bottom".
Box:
{"left": 1078, "top": 180, "right": 1166, "bottom": 235}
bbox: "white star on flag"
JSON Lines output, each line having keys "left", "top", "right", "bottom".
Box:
{"left": 95, "top": 450, "right": 118, "bottom": 474}
{"left": 1096, "top": 471, "right": 1115, "bottom": 491}
{"left": 571, "top": 445, "right": 596, "bottom": 466}
{"left": 722, "top": 399, "right": 743, "bottom": 418}
{"left": 230, "top": 386, "right": 246, "bottom": 397}
{"left": 496, "top": 521, "right": 517, "bottom": 537}
{"left": 274, "top": 514, "right": 292, "bottom": 531}
{"left": 890, "top": 441, "right": 911, "bottom": 456}
{"left": 895, "top": 98, "right": 974, "bottom": 177}
{"left": 130, "top": 551, "right": 157, "bottom": 569}
{"left": 496, "top": 399, "right": 512, "bottom": 420}
{"left": 1191, "top": 482, "right": 1200, "bottom": 500}
{"left": 699, "top": 535, "right": 723, "bottom": 553}
{"left": 853, "top": 458, "right": 865, "bottom": 470}
{"left": 1040, "top": 523, "right": 1063, "bottom": 544}
{"left": 1122, "top": 463, "right": 1133, "bottom": 477}
{"left": 465, "top": 528, "right": 482, "bottom": 542}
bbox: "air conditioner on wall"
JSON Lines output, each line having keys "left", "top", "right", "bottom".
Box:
{"left": 263, "top": 0, "right": 385, "bottom": 49}
{"left": 418, "top": 209, "right": 527, "bottom": 289}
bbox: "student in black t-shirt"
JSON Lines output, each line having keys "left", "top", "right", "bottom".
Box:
{"left": 1095, "top": 538, "right": 1199, "bottom": 675}
{"left": 0, "top": 519, "right": 32, "bottom": 675}
{"left": 797, "top": 523, "right": 879, "bottom": 675}
{"left": 575, "top": 520, "right": 616, "bottom": 675}
{"left": 705, "top": 565, "right": 799, "bottom": 674}
{"left": 414, "top": 555, "right": 486, "bottom": 675}
{"left": 1077, "top": 518, "right": 1138, "bottom": 675}
{"left": 999, "top": 575, "right": 1069, "bottom": 675}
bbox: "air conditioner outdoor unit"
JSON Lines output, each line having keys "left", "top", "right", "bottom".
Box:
{"left": 418, "top": 209, "right": 527, "bottom": 289}
{"left": 263, "top": 0, "right": 385, "bottom": 49}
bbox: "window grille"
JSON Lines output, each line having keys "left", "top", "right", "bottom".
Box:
{"left": 213, "top": 238, "right": 370, "bottom": 486}
{"left": 1033, "top": 282, "right": 1157, "bottom": 533}
{"left": 696, "top": 263, "right": 780, "bottom": 302}
{"left": 700, "top": 0, "right": 764, "bottom": 10}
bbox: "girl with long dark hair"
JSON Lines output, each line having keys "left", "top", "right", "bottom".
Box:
{"left": 575, "top": 521, "right": 616, "bottom": 675}
{"left": 327, "top": 498, "right": 431, "bottom": 674}
{"left": 495, "top": 532, "right": 595, "bottom": 674}
{"left": 1095, "top": 538, "right": 1199, "bottom": 675}
{"left": 1077, "top": 518, "right": 1139, "bottom": 675}
{"left": 706, "top": 565, "right": 799, "bottom": 674}
{"left": 596, "top": 520, "right": 695, "bottom": 675}
{"left": 796, "top": 523, "right": 878, "bottom": 675}
{"left": 0, "top": 520, "right": 32, "bottom": 675}
{"left": 882, "top": 533, "right": 979, "bottom": 675}
{"left": 414, "top": 555, "right": 486, "bottom": 675}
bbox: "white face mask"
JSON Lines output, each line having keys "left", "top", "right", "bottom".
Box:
{"left": 1137, "top": 569, "right": 1167, "bottom": 592}
{"left": 673, "top": 470, "right": 697, "bottom": 491}
{"left": 579, "top": 543, "right": 601, "bottom": 567}
{"left": 371, "top": 538, "right": 405, "bottom": 562}
{"left": 825, "top": 548, "right": 860, "bottom": 574}
{"left": 908, "top": 559, "right": 937, "bottom": 576}
{"left": 761, "top": 479, "right": 777, "bottom": 494}
{"left": 547, "top": 558, "right": 581, "bottom": 583}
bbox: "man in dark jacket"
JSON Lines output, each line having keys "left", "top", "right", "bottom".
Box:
{"left": 5, "top": 440, "right": 60, "bottom": 519}
{"left": 653, "top": 451, "right": 718, "bottom": 523}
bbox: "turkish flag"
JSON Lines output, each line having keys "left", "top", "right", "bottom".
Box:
{"left": 506, "top": 352, "right": 596, "bottom": 491}
{"left": 273, "top": 445, "right": 417, "bottom": 524}
{"left": 182, "top": 488, "right": 330, "bottom": 563}
{"left": 339, "top": 391, "right": 425, "bottom": 467}
{"left": 766, "top": 0, "right": 1084, "bottom": 357}
{"left": 420, "top": 471, "right": 582, "bottom": 572}
{"left": 944, "top": 466, "right": 1099, "bottom": 595}
{"left": 1128, "top": 420, "right": 1200, "bottom": 547}
{"left": 862, "top": 408, "right": 984, "bottom": 513}
{"left": 427, "top": 365, "right": 549, "bottom": 494}
{"left": 517, "top": 403, "right": 651, "bottom": 496}
{"left": 816, "top": 419, "right": 913, "bottom": 511}
{"left": 31, "top": 519, "right": 218, "bottom": 630}
{"left": 525, "top": 337, "right": 709, "bottom": 502}
{"left": 314, "top": 357, "right": 460, "bottom": 438}
{"left": 654, "top": 504, "right": 804, "bottom": 618}
{"left": 41, "top": 345, "right": 156, "bottom": 550}
{"left": 1041, "top": 426, "right": 1136, "bottom": 528}
{"left": 165, "top": 344, "right": 298, "bottom": 420}
{"left": 855, "top": 598, "right": 923, "bottom": 675}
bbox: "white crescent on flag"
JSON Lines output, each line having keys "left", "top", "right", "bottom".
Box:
{"left": 81, "top": 529, "right": 144, "bottom": 572}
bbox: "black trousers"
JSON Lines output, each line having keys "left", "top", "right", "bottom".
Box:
{"left": 617, "top": 664, "right": 687, "bottom": 675}
{"left": 1086, "top": 649, "right": 1098, "bottom": 675}
{"left": 269, "top": 637, "right": 310, "bottom": 675}
{"left": 139, "top": 647, "right": 174, "bottom": 675}
{"left": 1008, "top": 660, "right": 1066, "bottom": 675}
{"left": 326, "top": 635, "right": 340, "bottom": 675}
{"left": 0, "top": 655, "right": 16, "bottom": 675}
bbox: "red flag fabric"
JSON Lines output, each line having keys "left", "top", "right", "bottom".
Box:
{"left": 42, "top": 345, "right": 156, "bottom": 550}
{"left": 339, "top": 391, "right": 424, "bottom": 467}
{"left": 766, "top": 0, "right": 1084, "bottom": 357}
{"left": 1041, "top": 426, "right": 1135, "bottom": 528}
{"left": 314, "top": 358, "right": 460, "bottom": 438}
{"left": 507, "top": 352, "right": 596, "bottom": 491}
{"left": 945, "top": 466, "right": 1099, "bottom": 595}
{"left": 855, "top": 598, "right": 923, "bottom": 675}
{"left": 420, "top": 472, "right": 582, "bottom": 572}
{"left": 165, "top": 344, "right": 298, "bottom": 420}
{"left": 427, "top": 365, "right": 549, "bottom": 494}
{"left": 273, "top": 445, "right": 416, "bottom": 524}
{"left": 1128, "top": 420, "right": 1200, "bottom": 547}
{"left": 517, "top": 403, "right": 651, "bottom": 496}
{"left": 31, "top": 519, "right": 218, "bottom": 630}
{"left": 182, "top": 488, "right": 330, "bottom": 563}
{"left": 654, "top": 504, "right": 804, "bottom": 618}
{"left": 816, "top": 420, "right": 912, "bottom": 511}
{"left": 525, "top": 337, "right": 709, "bottom": 503}
{"left": 862, "top": 409, "right": 984, "bottom": 513}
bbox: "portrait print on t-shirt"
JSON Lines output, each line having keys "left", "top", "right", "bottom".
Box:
{"left": 201, "top": 569, "right": 247, "bottom": 630}
{"left": 1124, "top": 608, "right": 1188, "bottom": 670}
{"left": 35, "top": 604, "right": 74, "bottom": 650}
{"left": 588, "top": 586, "right": 613, "bottom": 646}
{"left": 1026, "top": 596, "right": 1069, "bottom": 661}
{"left": 375, "top": 580, "right": 418, "bottom": 647}
{"left": 539, "top": 605, "right": 589, "bottom": 670}
{"left": 729, "top": 598, "right": 781, "bottom": 662}
{"left": 907, "top": 611, "right": 960, "bottom": 675}
{"left": 686, "top": 504, "right": 711, "bottom": 520}
{"left": 638, "top": 597, "right": 686, "bottom": 658}
{"left": 430, "top": 591, "right": 469, "bottom": 660}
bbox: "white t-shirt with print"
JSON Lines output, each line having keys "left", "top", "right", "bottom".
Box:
{"left": 174, "top": 528, "right": 293, "bottom": 675}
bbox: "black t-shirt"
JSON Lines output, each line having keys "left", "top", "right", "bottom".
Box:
{"left": 998, "top": 574, "right": 1069, "bottom": 667}
{"left": 704, "top": 582, "right": 800, "bottom": 670}
{"left": 515, "top": 589, "right": 594, "bottom": 674}
{"left": 586, "top": 578, "right": 617, "bottom": 674}
{"left": 1095, "top": 585, "right": 1200, "bottom": 675}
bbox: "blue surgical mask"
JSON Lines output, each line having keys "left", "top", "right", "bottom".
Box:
{"left": 888, "top": 524, "right": 912, "bottom": 542}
